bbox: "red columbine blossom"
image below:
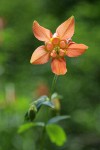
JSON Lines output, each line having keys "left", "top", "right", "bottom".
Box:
{"left": 30, "top": 16, "right": 88, "bottom": 75}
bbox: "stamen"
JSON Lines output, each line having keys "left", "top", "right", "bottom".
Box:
{"left": 50, "top": 50, "right": 57, "bottom": 58}
{"left": 46, "top": 42, "right": 54, "bottom": 51}
{"left": 60, "top": 40, "right": 66, "bottom": 49}
{"left": 59, "top": 49, "right": 65, "bottom": 57}
{"left": 52, "top": 37, "right": 60, "bottom": 45}
{"left": 54, "top": 46, "right": 60, "bottom": 54}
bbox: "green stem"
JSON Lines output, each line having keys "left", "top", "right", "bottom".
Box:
{"left": 51, "top": 74, "right": 58, "bottom": 95}
{"left": 40, "top": 127, "right": 46, "bottom": 150}
{"left": 39, "top": 75, "right": 58, "bottom": 150}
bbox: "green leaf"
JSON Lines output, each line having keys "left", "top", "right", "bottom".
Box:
{"left": 25, "top": 96, "right": 55, "bottom": 122}
{"left": 34, "top": 95, "right": 49, "bottom": 109}
{"left": 33, "top": 95, "right": 54, "bottom": 109}
{"left": 18, "top": 122, "right": 45, "bottom": 134}
{"left": 46, "top": 124, "right": 67, "bottom": 146}
{"left": 48, "top": 115, "right": 70, "bottom": 124}
{"left": 42, "top": 101, "right": 55, "bottom": 108}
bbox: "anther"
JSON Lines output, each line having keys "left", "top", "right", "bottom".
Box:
{"left": 52, "top": 37, "right": 60, "bottom": 45}
{"left": 46, "top": 42, "right": 54, "bottom": 51}
{"left": 50, "top": 50, "right": 57, "bottom": 58}
{"left": 60, "top": 40, "right": 66, "bottom": 49}
{"left": 59, "top": 49, "right": 65, "bottom": 57}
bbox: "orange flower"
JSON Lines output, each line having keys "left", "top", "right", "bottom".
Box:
{"left": 30, "top": 16, "right": 88, "bottom": 75}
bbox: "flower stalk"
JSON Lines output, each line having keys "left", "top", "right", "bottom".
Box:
{"left": 51, "top": 74, "right": 58, "bottom": 95}
{"left": 40, "top": 127, "right": 46, "bottom": 150}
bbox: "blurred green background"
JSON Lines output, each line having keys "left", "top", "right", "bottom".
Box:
{"left": 0, "top": 0, "right": 100, "bottom": 149}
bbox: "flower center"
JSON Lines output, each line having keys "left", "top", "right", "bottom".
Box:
{"left": 45, "top": 37, "right": 68, "bottom": 58}
{"left": 54, "top": 46, "right": 60, "bottom": 54}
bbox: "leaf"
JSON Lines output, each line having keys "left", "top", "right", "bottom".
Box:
{"left": 18, "top": 122, "right": 45, "bottom": 134}
{"left": 18, "top": 123, "right": 33, "bottom": 133}
{"left": 46, "top": 124, "right": 67, "bottom": 146}
{"left": 32, "top": 95, "right": 54, "bottom": 109}
{"left": 48, "top": 115, "right": 70, "bottom": 124}
{"left": 33, "top": 95, "right": 49, "bottom": 109}
{"left": 42, "top": 101, "right": 55, "bottom": 108}
{"left": 24, "top": 95, "right": 54, "bottom": 122}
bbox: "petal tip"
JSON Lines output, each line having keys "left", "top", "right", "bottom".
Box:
{"left": 86, "top": 45, "right": 88, "bottom": 49}
{"left": 33, "top": 20, "right": 38, "bottom": 25}
{"left": 83, "top": 44, "right": 88, "bottom": 50}
{"left": 30, "top": 59, "right": 32, "bottom": 64}
{"left": 30, "top": 56, "right": 34, "bottom": 64}
{"left": 69, "top": 16, "right": 74, "bottom": 21}
{"left": 71, "top": 15, "right": 74, "bottom": 19}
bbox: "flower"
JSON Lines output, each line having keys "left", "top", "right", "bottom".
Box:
{"left": 30, "top": 16, "right": 88, "bottom": 75}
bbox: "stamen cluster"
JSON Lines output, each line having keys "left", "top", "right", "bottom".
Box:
{"left": 45, "top": 37, "right": 68, "bottom": 58}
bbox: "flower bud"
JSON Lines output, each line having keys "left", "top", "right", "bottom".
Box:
{"left": 25, "top": 104, "right": 37, "bottom": 121}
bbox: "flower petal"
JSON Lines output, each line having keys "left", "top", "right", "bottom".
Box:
{"left": 66, "top": 43, "right": 88, "bottom": 57}
{"left": 30, "top": 46, "right": 50, "bottom": 64}
{"left": 56, "top": 16, "right": 75, "bottom": 40}
{"left": 33, "top": 21, "right": 52, "bottom": 42}
{"left": 51, "top": 58, "right": 67, "bottom": 75}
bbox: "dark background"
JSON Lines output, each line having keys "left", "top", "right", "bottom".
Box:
{"left": 0, "top": 0, "right": 100, "bottom": 149}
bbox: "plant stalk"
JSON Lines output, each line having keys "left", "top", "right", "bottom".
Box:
{"left": 51, "top": 74, "right": 58, "bottom": 95}
{"left": 40, "top": 127, "right": 46, "bottom": 150}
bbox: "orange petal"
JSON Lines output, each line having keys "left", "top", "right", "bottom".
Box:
{"left": 30, "top": 45, "right": 50, "bottom": 64}
{"left": 51, "top": 58, "right": 67, "bottom": 75}
{"left": 56, "top": 16, "right": 75, "bottom": 40}
{"left": 33, "top": 21, "right": 52, "bottom": 42}
{"left": 66, "top": 43, "right": 88, "bottom": 57}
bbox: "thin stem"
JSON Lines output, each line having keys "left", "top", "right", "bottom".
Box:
{"left": 40, "top": 127, "right": 46, "bottom": 150}
{"left": 51, "top": 74, "right": 58, "bottom": 95}
{"left": 39, "top": 75, "right": 58, "bottom": 150}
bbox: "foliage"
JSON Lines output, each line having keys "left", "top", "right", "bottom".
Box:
{"left": 46, "top": 124, "right": 67, "bottom": 146}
